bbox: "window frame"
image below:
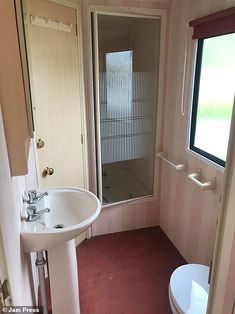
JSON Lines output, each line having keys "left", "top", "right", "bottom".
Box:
{"left": 189, "top": 37, "right": 228, "bottom": 168}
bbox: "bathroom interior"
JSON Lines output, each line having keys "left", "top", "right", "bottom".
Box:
{"left": 0, "top": 0, "right": 235, "bottom": 314}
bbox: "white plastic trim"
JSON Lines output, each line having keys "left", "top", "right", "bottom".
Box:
{"left": 188, "top": 171, "right": 216, "bottom": 191}
{"left": 157, "top": 152, "right": 188, "bottom": 171}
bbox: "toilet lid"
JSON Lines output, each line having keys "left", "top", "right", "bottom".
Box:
{"left": 169, "top": 264, "right": 210, "bottom": 314}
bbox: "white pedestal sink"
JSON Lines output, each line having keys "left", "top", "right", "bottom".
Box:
{"left": 21, "top": 188, "right": 101, "bottom": 314}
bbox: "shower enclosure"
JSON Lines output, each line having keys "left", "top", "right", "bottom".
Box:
{"left": 93, "top": 12, "right": 161, "bottom": 204}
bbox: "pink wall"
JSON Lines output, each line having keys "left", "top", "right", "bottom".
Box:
{"left": 0, "top": 106, "right": 33, "bottom": 305}
{"left": 92, "top": 198, "right": 159, "bottom": 236}
{"left": 159, "top": 0, "right": 235, "bottom": 264}
{"left": 222, "top": 233, "right": 235, "bottom": 313}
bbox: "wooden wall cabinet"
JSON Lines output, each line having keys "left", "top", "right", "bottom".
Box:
{"left": 0, "top": 0, "right": 33, "bottom": 176}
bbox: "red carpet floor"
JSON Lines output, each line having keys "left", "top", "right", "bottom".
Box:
{"left": 77, "top": 227, "right": 186, "bottom": 314}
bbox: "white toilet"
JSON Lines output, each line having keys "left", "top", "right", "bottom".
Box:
{"left": 169, "top": 264, "right": 210, "bottom": 314}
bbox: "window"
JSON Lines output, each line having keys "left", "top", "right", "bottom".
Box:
{"left": 190, "top": 34, "right": 235, "bottom": 166}
{"left": 106, "top": 51, "right": 133, "bottom": 117}
{"left": 189, "top": 7, "right": 235, "bottom": 167}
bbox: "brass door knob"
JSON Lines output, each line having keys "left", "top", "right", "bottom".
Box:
{"left": 37, "top": 138, "right": 45, "bottom": 149}
{"left": 42, "top": 167, "right": 54, "bottom": 177}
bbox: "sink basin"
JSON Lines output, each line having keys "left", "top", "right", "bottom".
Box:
{"left": 21, "top": 187, "right": 101, "bottom": 252}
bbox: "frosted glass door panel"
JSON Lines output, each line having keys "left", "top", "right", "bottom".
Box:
{"left": 96, "top": 14, "right": 161, "bottom": 204}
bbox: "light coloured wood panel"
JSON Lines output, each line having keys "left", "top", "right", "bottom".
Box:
{"left": 159, "top": 0, "right": 235, "bottom": 264}
{"left": 88, "top": 0, "right": 172, "bottom": 11}
{"left": 24, "top": 0, "right": 77, "bottom": 25}
{"left": 207, "top": 96, "right": 235, "bottom": 313}
{"left": 24, "top": 0, "right": 84, "bottom": 187}
{"left": 92, "top": 198, "right": 159, "bottom": 235}
{"left": 0, "top": 228, "right": 10, "bottom": 303}
{"left": 0, "top": 0, "right": 31, "bottom": 176}
{"left": 221, "top": 233, "right": 235, "bottom": 314}
{"left": 0, "top": 106, "right": 33, "bottom": 305}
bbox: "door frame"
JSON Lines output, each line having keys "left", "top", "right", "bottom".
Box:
{"left": 87, "top": 5, "right": 167, "bottom": 207}
{"left": 207, "top": 97, "right": 235, "bottom": 314}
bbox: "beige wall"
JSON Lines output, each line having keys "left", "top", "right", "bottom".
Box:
{"left": 208, "top": 100, "right": 235, "bottom": 314}
{"left": 0, "top": 106, "right": 33, "bottom": 305}
{"left": 84, "top": 0, "right": 235, "bottom": 267}
{"left": 222, "top": 233, "right": 235, "bottom": 314}
{"left": 87, "top": 0, "right": 171, "bottom": 10}
{"left": 92, "top": 196, "right": 159, "bottom": 235}
{"left": 0, "top": 226, "right": 9, "bottom": 303}
{"left": 0, "top": 0, "right": 32, "bottom": 176}
{"left": 159, "top": 0, "right": 235, "bottom": 265}
{"left": 1, "top": 0, "right": 234, "bottom": 307}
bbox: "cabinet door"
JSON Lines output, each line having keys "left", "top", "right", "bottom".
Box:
{"left": 0, "top": 0, "right": 32, "bottom": 176}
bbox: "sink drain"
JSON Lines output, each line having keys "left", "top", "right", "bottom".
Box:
{"left": 54, "top": 224, "right": 65, "bottom": 229}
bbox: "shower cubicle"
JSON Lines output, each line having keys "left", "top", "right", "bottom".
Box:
{"left": 93, "top": 13, "right": 161, "bottom": 204}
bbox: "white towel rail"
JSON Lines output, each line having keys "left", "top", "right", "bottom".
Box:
{"left": 157, "top": 152, "right": 187, "bottom": 171}
{"left": 188, "top": 172, "right": 216, "bottom": 191}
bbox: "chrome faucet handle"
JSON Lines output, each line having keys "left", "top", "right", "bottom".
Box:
{"left": 26, "top": 205, "right": 50, "bottom": 221}
{"left": 24, "top": 190, "right": 37, "bottom": 204}
{"left": 26, "top": 190, "right": 48, "bottom": 204}
{"left": 23, "top": 190, "right": 37, "bottom": 203}
{"left": 28, "top": 190, "right": 37, "bottom": 199}
{"left": 35, "top": 191, "right": 48, "bottom": 203}
{"left": 27, "top": 205, "right": 37, "bottom": 216}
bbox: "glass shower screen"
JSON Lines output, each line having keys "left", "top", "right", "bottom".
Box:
{"left": 94, "top": 13, "right": 161, "bottom": 204}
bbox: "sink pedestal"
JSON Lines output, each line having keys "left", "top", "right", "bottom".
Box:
{"left": 47, "top": 239, "right": 80, "bottom": 314}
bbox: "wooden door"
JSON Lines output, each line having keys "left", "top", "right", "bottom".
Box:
{"left": 23, "top": 0, "right": 84, "bottom": 188}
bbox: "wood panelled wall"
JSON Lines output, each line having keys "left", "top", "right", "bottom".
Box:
{"left": 84, "top": 0, "right": 234, "bottom": 266}
{"left": 221, "top": 234, "right": 235, "bottom": 314}
{"left": 92, "top": 197, "right": 159, "bottom": 235}
{"left": 0, "top": 106, "right": 33, "bottom": 305}
{"left": 208, "top": 117, "right": 235, "bottom": 314}
{"left": 87, "top": 0, "right": 171, "bottom": 11}
{"left": 160, "top": 0, "right": 235, "bottom": 265}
